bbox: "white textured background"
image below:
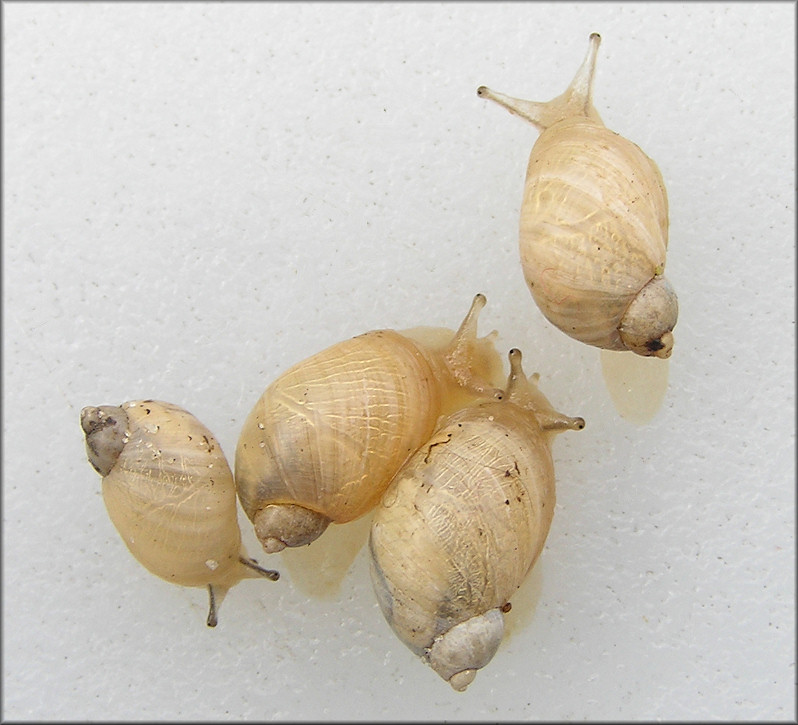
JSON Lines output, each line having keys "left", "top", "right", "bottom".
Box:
{"left": 3, "top": 2, "right": 795, "bottom": 721}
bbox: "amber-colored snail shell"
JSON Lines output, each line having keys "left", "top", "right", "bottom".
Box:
{"left": 80, "top": 399, "right": 278, "bottom": 626}
{"left": 478, "top": 33, "right": 678, "bottom": 358}
{"left": 235, "top": 294, "right": 506, "bottom": 555}
{"left": 369, "top": 349, "right": 584, "bottom": 691}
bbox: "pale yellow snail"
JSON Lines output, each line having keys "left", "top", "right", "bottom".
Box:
{"left": 369, "top": 349, "right": 584, "bottom": 691}
{"left": 80, "top": 400, "right": 279, "bottom": 626}
{"left": 478, "top": 33, "right": 678, "bottom": 358}
{"left": 235, "top": 293, "right": 505, "bottom": 554}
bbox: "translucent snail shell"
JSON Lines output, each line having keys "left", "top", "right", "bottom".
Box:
{"left": 235, "top": 294, "right": 505, "bottom": 554}
{"left": 80, "top": 400, "right": 279, "bottom": 626}
{"left": 369, "top": 349, "right": 584, "bottom": 691}
{"left": 478, "top": 33, "right": 678, "bottom": 358}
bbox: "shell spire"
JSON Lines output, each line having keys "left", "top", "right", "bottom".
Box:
{"left": 505, "top": 349, "right": 585, "bottom": 436}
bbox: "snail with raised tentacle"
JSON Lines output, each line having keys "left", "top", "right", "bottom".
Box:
{"left": 80, "top": 400, "right": 279, "bottom": 627}
{"left": 478, "top": 33, "right": 678, "bottom": 358}
{"left": 235, "top": 294, "right": 505, "bottom": 555}
{"left": 369, "top": 349, "right": 584, "bottom": 691}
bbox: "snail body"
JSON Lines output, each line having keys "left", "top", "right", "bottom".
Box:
{"left": 235, "top": 294, "right": 505, "bottom": 554}
{"left": 478, "top": 33, "right": 678, "bottom": 358}
{"left": 80, "top": 400, "right": 278, "bottom": 626}
{"left": 369, "top": 349, "right": 584, "bottom": 691}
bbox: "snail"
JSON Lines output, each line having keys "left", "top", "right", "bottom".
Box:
{"left": 80, "top": 400, "right": 279, "bottom": 627}
{"left": 369, "top": 349, "right": 584, "bottom": 691}
{"left": 478, "top": 33, "right": 678, "bottom": 358}
{"left": 235, "top": 293, "right": 505, "bottom": 554}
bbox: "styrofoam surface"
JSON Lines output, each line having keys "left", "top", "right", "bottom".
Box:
{"left": 3, "top": 3, "right": 795, "bottom": 721}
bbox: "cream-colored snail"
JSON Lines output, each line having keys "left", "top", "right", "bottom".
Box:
{"left": 478, "top": 33, "right": 678, "bottom": 358}
{"left": 369, "top": 349, "right": 584, "bottom": 691}
{"left": 80, "top": 400, "right": 279, "bottom": 626}
{"left": 235, "top": 294, "right": 505, "bottom": 554}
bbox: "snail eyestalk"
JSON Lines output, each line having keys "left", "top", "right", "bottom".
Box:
{"left": 238, "top": 556, "right": 280, "bottom": 581}
{"left": 441, "top": 293, "right": 505, "bottom": 400}
{"left": 505, "top": 349, "right": 585, "bottom": 433}
{"left": 206, "top": 584, "right": 224, "bottom": 628}
{"left": 477, "top": 32, "right": 602, "bottom": 131}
